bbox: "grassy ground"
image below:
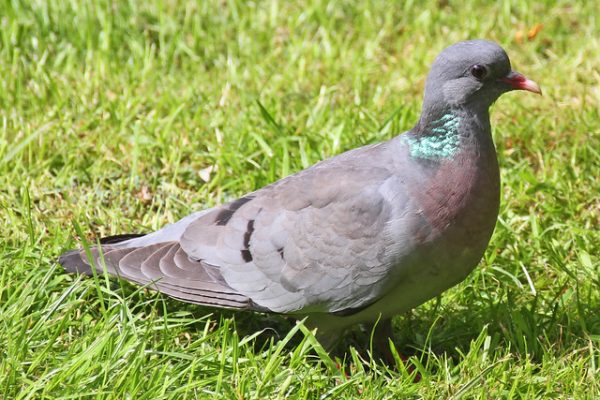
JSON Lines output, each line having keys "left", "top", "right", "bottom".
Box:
{"left": 1, "top": 0, "right": 598, "bottom": 398}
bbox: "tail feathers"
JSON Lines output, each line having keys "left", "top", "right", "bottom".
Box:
{"left": 57, "top": 239, "right": 255, "bottom": 311}
{"left": 59, "top": 210, "right": 208, "bottom": 275}
{"left": 59, "top": 233, "right": 146, "bottom": 276}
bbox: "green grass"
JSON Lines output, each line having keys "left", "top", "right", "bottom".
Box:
{"left": 1, "top": 0, "right": 598, "bottom": 398}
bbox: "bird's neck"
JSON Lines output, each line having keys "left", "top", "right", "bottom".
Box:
{"left": 405, "top": 106, "right": 492, "bottom": 161}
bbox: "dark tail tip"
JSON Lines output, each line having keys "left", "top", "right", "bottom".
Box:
{"left": 99, "top": 233, "right": 146, "bottom": 244}
{"left": 58, "top": 249, "right": 93, "bottom": 276}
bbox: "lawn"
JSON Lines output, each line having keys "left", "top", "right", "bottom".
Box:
{"left": 1, "top": 0, "right": 598, "bottom": 398}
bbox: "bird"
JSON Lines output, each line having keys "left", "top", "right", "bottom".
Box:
{"left": 59, "top": 40, "right": 541, "bottom": 351}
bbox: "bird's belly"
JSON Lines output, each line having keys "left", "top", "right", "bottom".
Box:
{"left": 308, "top": 242, "right": 484, "bottom": 337}
{"left": 373, "top": 239, "right": 485, "bottom": 319}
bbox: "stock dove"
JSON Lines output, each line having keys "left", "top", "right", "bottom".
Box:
{"left": 60, "top": 40, "right": 541, "bottom": 347}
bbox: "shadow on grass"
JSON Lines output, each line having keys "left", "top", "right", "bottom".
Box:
{"left": 72, "top": 272, "right": 599, "bottom": 369}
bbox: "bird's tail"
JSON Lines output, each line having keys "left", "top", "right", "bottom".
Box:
{"left": 58, "top": 233, "right": 146, "bottom": 275}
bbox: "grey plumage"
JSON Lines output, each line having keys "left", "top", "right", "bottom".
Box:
{"left": 59, "top": 40, "right": 540, "bottom": 346}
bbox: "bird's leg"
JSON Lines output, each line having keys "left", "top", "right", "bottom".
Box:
{"left": 369, "top": 317, "right": 397, "bottom": 365}
{"left": 369, "top": 318, "right": 421, "bottom": 381}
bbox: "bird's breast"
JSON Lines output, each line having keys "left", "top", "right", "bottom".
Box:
{"left": 410, "top": 144, "right": 500, "bottom": 258}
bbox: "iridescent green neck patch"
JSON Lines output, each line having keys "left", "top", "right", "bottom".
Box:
{"left": 406, "top": 113, "right": 461, "bottom": 160}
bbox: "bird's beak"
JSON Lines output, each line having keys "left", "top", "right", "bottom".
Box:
{"left": 500, "top": 71, "right": 542, "bottom": 95}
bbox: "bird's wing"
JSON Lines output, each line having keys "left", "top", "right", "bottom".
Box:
{"left": 183, "top": 162, "right": 407, "bottom": 314}
{"left": 61, "top": 142, "right": 416, "bottom": 314}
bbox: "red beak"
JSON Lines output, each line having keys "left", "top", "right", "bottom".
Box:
{"left": 500, "top": 71, "right": 541, "bottom": 94}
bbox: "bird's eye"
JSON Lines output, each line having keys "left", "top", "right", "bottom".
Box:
{"left": 470, "top": 64, "right": 489, "bottom": 80}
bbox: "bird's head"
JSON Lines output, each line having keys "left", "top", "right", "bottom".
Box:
{"left": 422, "top": 40, "right": 541, "bottom": 114}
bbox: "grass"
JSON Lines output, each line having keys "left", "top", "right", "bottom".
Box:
{"left": 0, "top": 0, "right": 598, "bottom": 398}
